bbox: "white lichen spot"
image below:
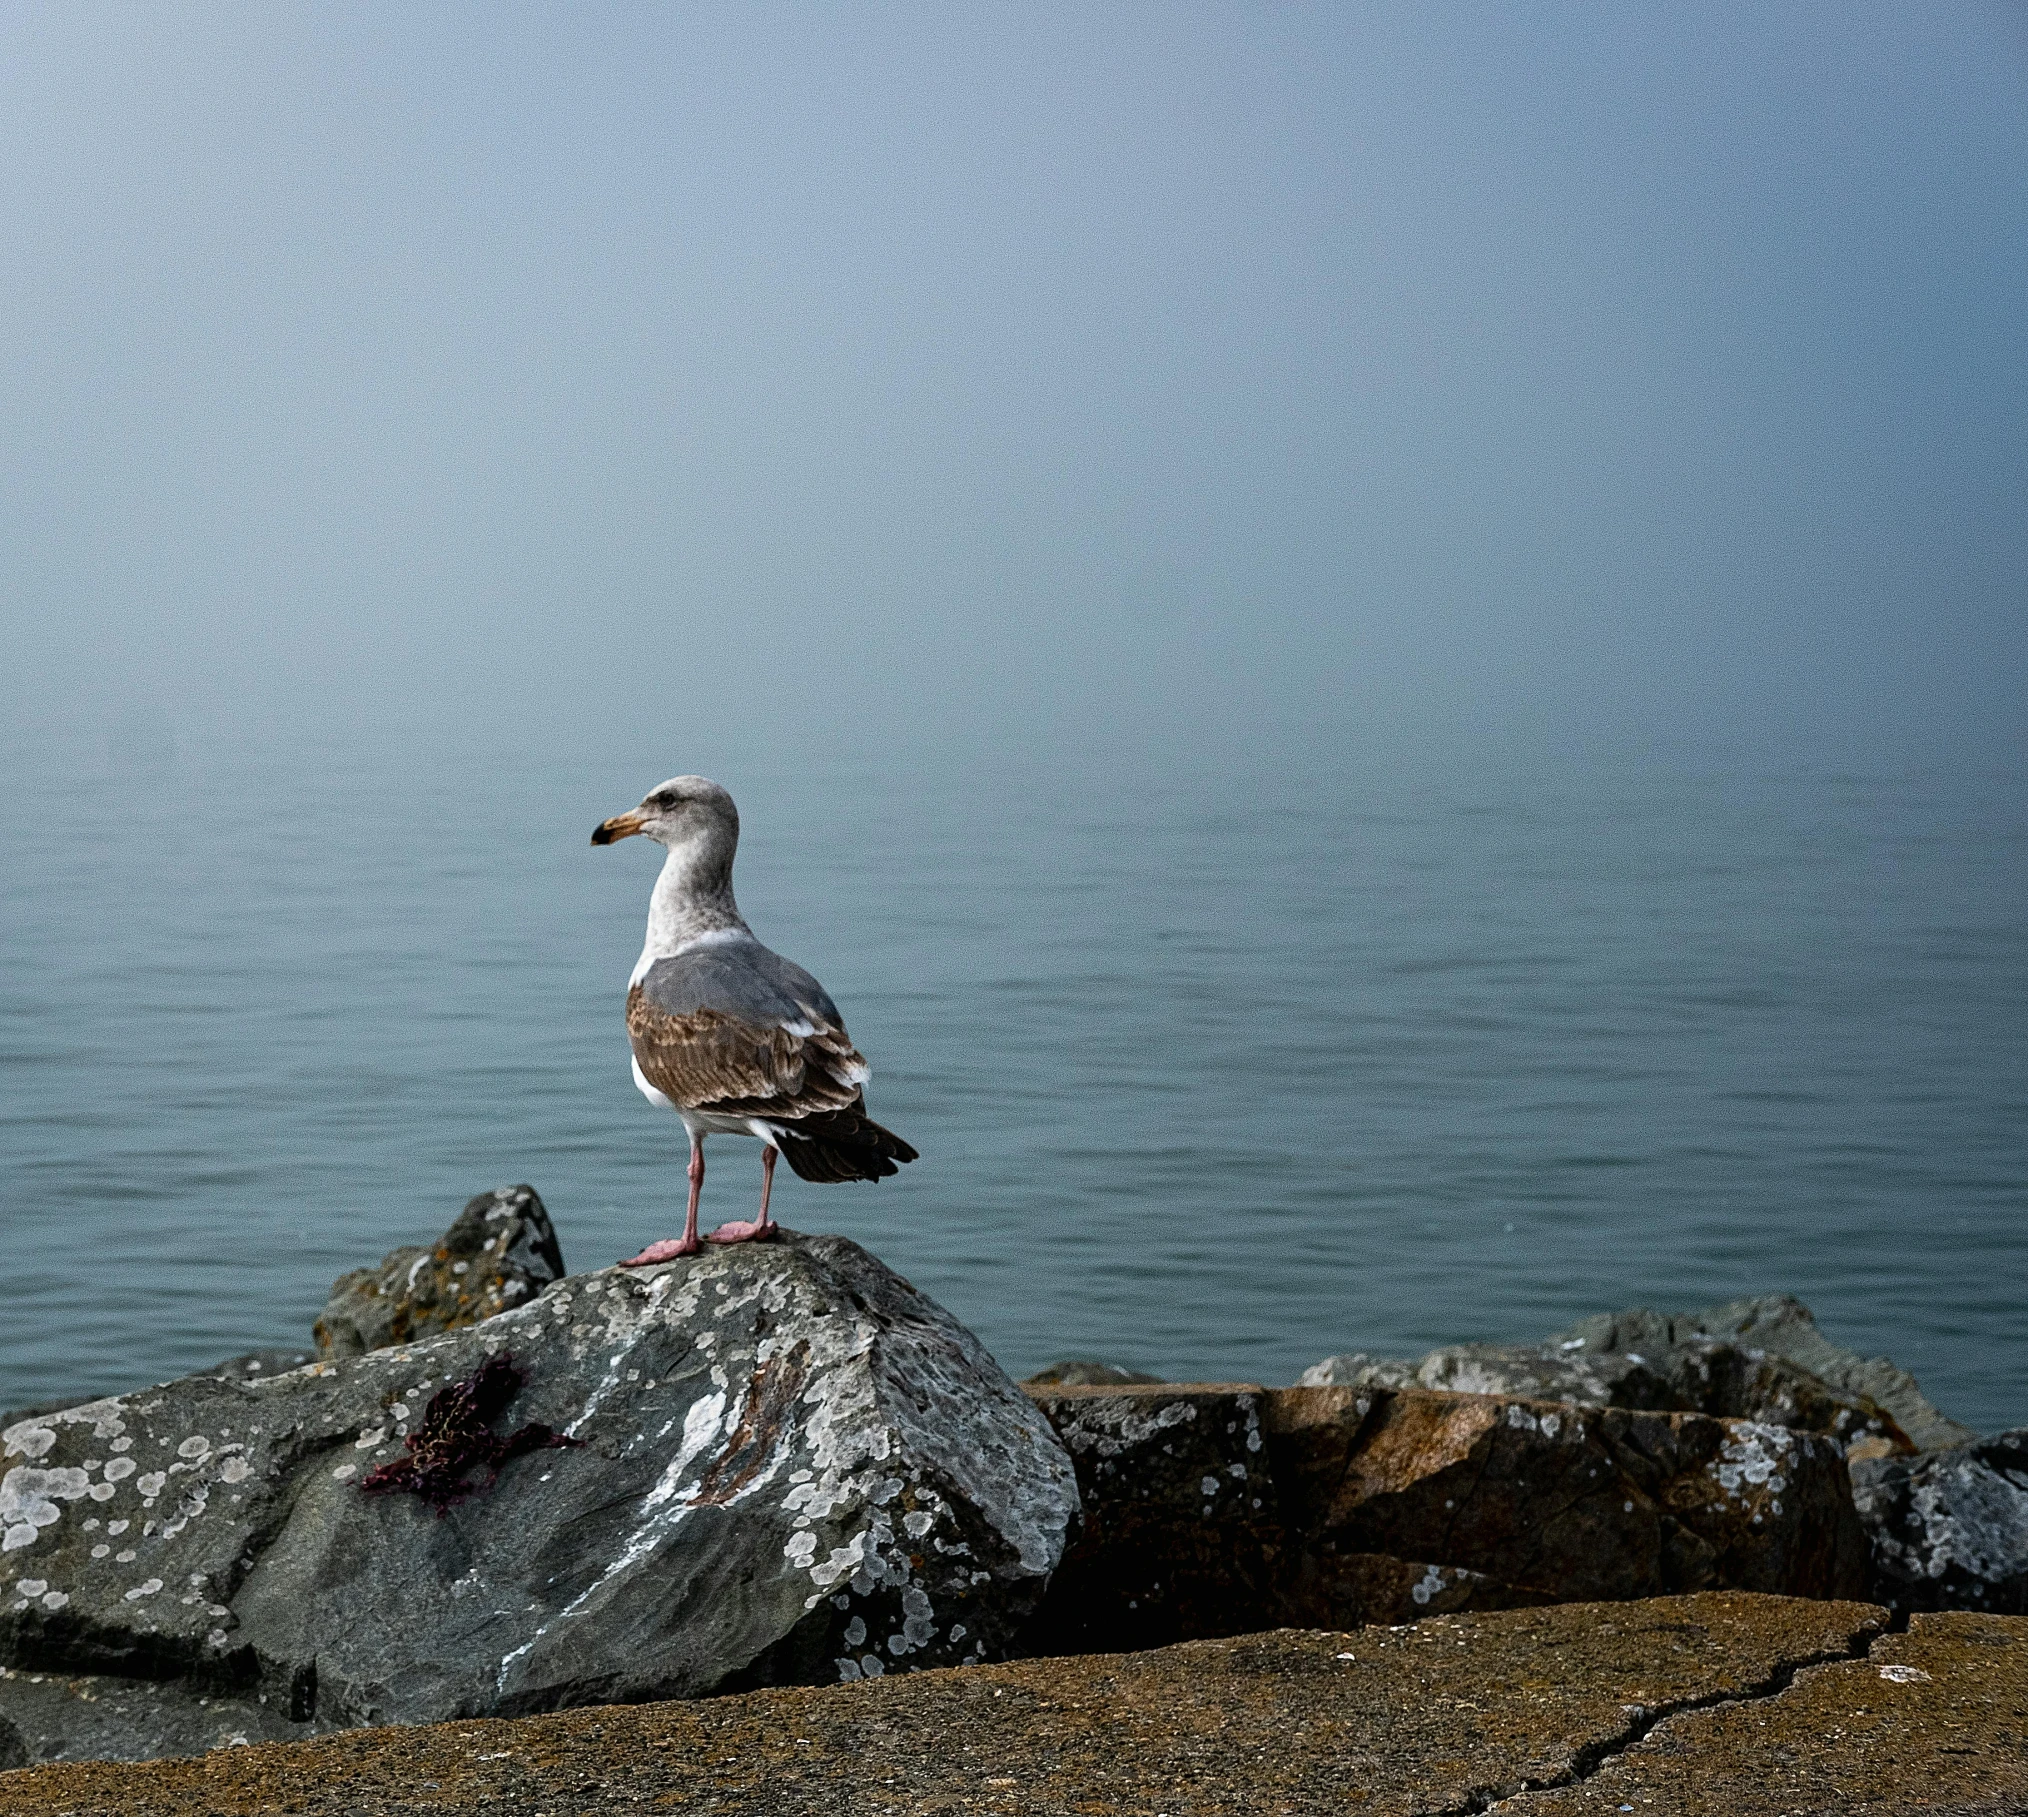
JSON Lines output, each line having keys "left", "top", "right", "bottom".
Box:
{"left": 102, "top": 1458, "right": 136, "bottom": 1483}
{"left": 843, "top": 1615, "right": 868, "bottom": 1648}
{"left": 810, "top": 1533, "right": 870, "bottom": 1589}
{"left": 176, "top": 1436, "right": 210, "bottom": 1459}
{"left": 91, "top": 1545, "right": 110, "bottom": 1559}
{"left": 14, "top": 1580, "right": 46, "bottom": 1597}
{"left": 859, "top": 1654, "right": 885, "bottom": 1677}
{"left": 1879, "top": 1664, "right": 1931, "bottom": 1684}
{"left": 785, "top": 1531, "right": 818, "bottom": 1568}
{"left": 115, "top": 1549, "right": 137, "bottom": 1563}
{"left": 1, "top": 1466, "right": 93, "bottom": 1551}
{"left": 220, "top": 1457, "right": 252, "bottom": 1485}
{"left": 107, "top": 1520, "right": 128, "bottom": 1535}
{"left": 897, "top": 1583, "right": 936, "bottom": 1651}
{"left": 110, "top": 1437, "right": 132, "bottom": 1454}
{"left": 1711, "top": 1425, "right": 1796, "bottom": 1502}
{"left": 331, "top": 1464, "right": 358, "bottom": 1482}
{"left": 135, "top": 1472, "right": 167, "bottom": 1498}
{"left": 1410, "top": 1565, "right": 1446, "bottom": 1606}
{"left": 903, "top": 1510, "right": 935, "bottom": 1539}
{"left": 40, "top": 1591, "right": 68, "bottom": 1611}
{"left": 2, "top": 1426, "right": 56, "bottom": 1462}
{"left": 123, "top": 1578, "right": 164, "bottom": 1602}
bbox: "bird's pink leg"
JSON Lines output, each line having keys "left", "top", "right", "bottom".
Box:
{"left": 708, "top": 1143, "right": 780, "bottom": 1245}
{"left": 620, "top": 1136, "right": 705, "bottom": 1265}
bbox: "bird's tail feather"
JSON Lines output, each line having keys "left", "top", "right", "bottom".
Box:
{"left": 780, "top": 1110, "right": 919, "bottom": 1184}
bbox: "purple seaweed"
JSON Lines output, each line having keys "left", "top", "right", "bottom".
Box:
{"left": 360, "top": 1352, "right": 580, "bottom": 1515}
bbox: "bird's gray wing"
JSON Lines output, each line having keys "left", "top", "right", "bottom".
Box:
{"left": 627, "top": 939, "right": 869, "bottom": 1119}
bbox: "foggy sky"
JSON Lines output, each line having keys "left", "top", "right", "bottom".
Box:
{"left": 2, "top": 4, "right": 2023, "bottom": 777}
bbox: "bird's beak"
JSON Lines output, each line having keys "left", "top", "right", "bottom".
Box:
{"left": 591, "top": 811, "right": 647, "bottom": 846}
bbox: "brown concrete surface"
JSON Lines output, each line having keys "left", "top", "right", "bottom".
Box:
{"left": 0, "top": 1594, "right": 1881, "bottom": 1816}
{"left": 1502, "top": 1610, "right": 2028, "bottom": 1815}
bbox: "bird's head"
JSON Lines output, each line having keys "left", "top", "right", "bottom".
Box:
{"left": 592, "top": 776, "right": 740, "bottom": 852}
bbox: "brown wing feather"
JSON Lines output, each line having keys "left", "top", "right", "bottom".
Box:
{"left": 626, "top": 985, "right": 868, "bottom": 1121}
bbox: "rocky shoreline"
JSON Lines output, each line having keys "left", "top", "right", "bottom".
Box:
{"left": 3, "top": 1187, "right": 2024, "bottom": 1777}
{"left": 4, "top": 1595, "right": 2024, "bottom": 1816}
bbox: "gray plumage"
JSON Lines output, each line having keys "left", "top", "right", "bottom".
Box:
{"left": 635, "top": 937, "right": 843, "bottom": 1031}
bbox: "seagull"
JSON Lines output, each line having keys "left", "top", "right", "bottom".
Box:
{"left": 592, "top": 776, "right": 917, "bottom": 1263}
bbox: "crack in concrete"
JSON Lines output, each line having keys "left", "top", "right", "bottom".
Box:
{"left": 1417, "top": 1613, "right": 1888, "bottom": 1816}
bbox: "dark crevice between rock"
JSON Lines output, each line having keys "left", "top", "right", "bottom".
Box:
{"left": 1419, "top": 1612, "right": 1887, "bottom": 1817}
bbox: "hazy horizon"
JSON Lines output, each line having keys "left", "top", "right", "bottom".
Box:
{"left": 2, "top": 4, "right": 2023, "bottom": 785}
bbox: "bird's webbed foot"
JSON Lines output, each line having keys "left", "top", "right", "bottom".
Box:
{"left": 705, "top": 1220, "right": 778, "bottom": 1245}
{"left": 618, "top": 1236, "right": 703, "bottom": 1266}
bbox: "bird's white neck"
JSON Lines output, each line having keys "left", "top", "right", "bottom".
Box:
{"left": 632, "top": 840, "right": 750, "bottom": 984}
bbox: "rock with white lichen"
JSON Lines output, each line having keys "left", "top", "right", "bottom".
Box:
{"left": 0, "top": 1230, "right": 1078, "bottom": 1766}
{"left": 1020, "top": 1381, "right": 1869, "bottom": 1653}
{"left": 313, "top": 1184, "right": 568, "bottom": 1358}
{"left": 1021, "top": 1360, "right": 1163, "bottom": 1387}
{"left": 1265, "top": 1384, "right": 1869, "bottom": 1609}
{"left": 1850, "top": 1428, "right": 2028, "bottom": 1616}
{"left": 1019, "top": 1384, "right": 1283, "bottom": 1654}
{"left": 1298, "top": 1293, "right": 1968, "bottom": 1457}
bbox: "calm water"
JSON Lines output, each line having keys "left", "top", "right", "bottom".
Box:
{"left": 2, "top": 739, "right": 2023, "bottom": 1432}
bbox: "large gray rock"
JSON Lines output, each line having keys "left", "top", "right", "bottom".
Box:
{"left": 1298, "top": 1345, "right": 1678, "bottom": 1409}
{"left": 0, "top": 1352, "right": 320, "bottom": 1441}
{"left": 1556, "top": 1294, "right": 1974, "bottom": 1452}
{"left": 0, "top": 1231, "right": 1078, "bottom": 1766}
{"left": 1851, "top": 1428, "right": 2028, "bottom": 1616}
{"left": 1300, "top": 1293, "right": 1967, "bottom": 1456}
{"left": 314, "top": 1185, "right": 567, "bottom": 1358}
{"left": 0, "top": 1666, "right": 305, "bottom": 1770}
